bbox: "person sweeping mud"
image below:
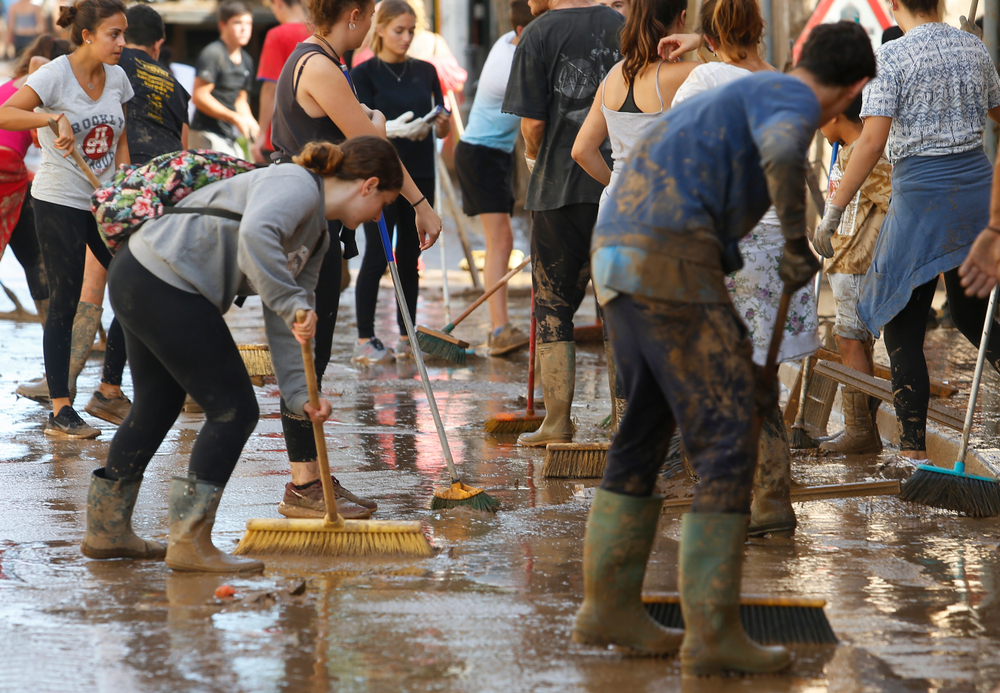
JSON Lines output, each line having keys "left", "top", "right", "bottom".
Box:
{"left": 575, "top": 23, "right": 874, "bottom": 674}
{"left": 79, "top": 138, "right": 403, "bottom": 572}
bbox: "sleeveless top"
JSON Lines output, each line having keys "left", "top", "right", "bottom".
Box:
{"left": 599, "top": 61, "right": 664, "bottom": 207}
{"left": 270, "top": 42, "right": 350, "bottom": 159}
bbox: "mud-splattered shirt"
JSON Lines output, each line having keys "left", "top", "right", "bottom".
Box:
{"left": 823, "top": 140, "right": 891, "bottom": 275}
{"left": 119, "top": 47, "right": 189, "bottom": 165}
{"left": 591, "top": 72, "right": 820, "bottom": 304}
{"left": 502, "top": 5, "right": 622, "bottom": 211}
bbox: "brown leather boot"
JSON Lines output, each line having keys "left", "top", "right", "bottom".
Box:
{"left": 749, "top": 406, "right": 797, "bottom": 537}
{"left": 820, "top": 388, "right": 881, "bottom": 454}
{"left": 81, "top": 469, "right": 165, "bottom": 559}
{"left": 165, "top": 476, "right": 264, "bottom": 573}
{"left": 518, "top": 341, "right": 575, "bottom": 447}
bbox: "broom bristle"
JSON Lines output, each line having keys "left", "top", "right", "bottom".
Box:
{"left": 233, "top": 520, "right": 434, "bottom": 557}
{"left": 542, "top": 443, "right": 609, "bottom": 478}
{"left": 899, "top": 466, "right": 1000, "bottom": 518}
{"left": 238, "top": 345, "right": 275, "bottom": 377}
{"left": 484, "top": 410, "right": 545, "bottom": 434}
{"left": 416, "top": 332, "right": 467, "bottom": 365}
{"left": 431, "top": 481, "right": 501, "bottom": 513}
{"left": 788, "top": 424, "right": 817, "bottom": 450}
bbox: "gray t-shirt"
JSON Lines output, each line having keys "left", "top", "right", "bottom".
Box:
{"left": 26, "top": 55, "right": 134, "bottom": 210}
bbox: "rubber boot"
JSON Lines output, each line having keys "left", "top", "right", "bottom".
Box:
{"left": 820, "top": 388, "right": 881, "bottom": 454}
{"left": 518, "top": 341, "right": 575, "bottom": 446}
{"left": 81, "top": 468, "right": 166, "bottom": 559}
{"left": 165, "top": 476, "right": 264, "bottom": 573}
{"left": 679, "top": 513, "right": 792, "bottom": 676}
{"left": 572, "top": 488, "right": 683, "bottom": 656}
{"left": 749, "top": 406, "right": 797, "bottom": 537}
{"left": 603, "top": 340, "right": 627, "bottom": 433}
{"left": 34, "top": 298, "right": 48, "bottom": 327}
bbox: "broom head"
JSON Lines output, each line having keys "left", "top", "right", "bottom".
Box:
{"left": 416, "top": 325, "right": 470, "bottom": 366}
{"left": 573, "top": 321, "right": 604, "bottom": 344}
{"left": 431, "top": 480, "right": 501, "bottom": 513}
{"left": 542, "top": 442, "right": 608, "bottom": 478}
{"left": 238, "top": 344, "right": 275, "bottom": 377}
{"left": 233, "top": 517, "right": 434, "bottom": 557}
{"left": 899, "top": 463, "right": 1000, "bottom": 517}
{"left": 788, "top": 423, "right": 817, "bottom": 449}
{"left": 484, "top": 409, "right": 545, "bottom": 435}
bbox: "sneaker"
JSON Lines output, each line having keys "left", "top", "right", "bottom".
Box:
{"left": 277, "top": 480, "right": 373, "bottom": 520}
{"left": 85, "top": 390, "right": 132, "bottom": 426}
{"left": 16, "top": 375, "right": 76, "bottom": 405}
{"left": 395, "top": 337, "right": 414, "bottom": 360}
{"left": 488, "top": 323, "right": 530, "bottom": 356}
{"left": 352, "top": 337, "right": 394, "bottom": 365}
{"left": 44, "top": 406, "right": 100, "bottom": 439}
{"left": 332, "top": 476, "right": 378, "bottom": 511}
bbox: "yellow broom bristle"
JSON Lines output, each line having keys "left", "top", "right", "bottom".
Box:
{"left": 542, "top": 443, "right": 609, "bottom": 478}
{"left": 238, "top": 344, "right": 275, "bottom": 377}
{"left": 233, "top": 519, "right": 434, "bottom": 557}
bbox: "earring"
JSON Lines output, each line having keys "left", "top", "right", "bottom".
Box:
{"left": 349, "top": 21, "right": 356, "bottom": 29}
{"left": 86, "top": 39, "right": 91, "bottom": 44}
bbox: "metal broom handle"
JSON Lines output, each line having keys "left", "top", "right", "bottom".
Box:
{"left": 378, "top": 215, "right": 462, "bottom": 482}
{"left": 957, "top": 283, "right": 999, "bottom": 469}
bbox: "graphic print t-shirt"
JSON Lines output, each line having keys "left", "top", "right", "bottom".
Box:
{"left": 502, "top": 6, "right": 622, "bottom": 211}
{"left": 191, "top": 40, "right": 253, "bottom": 140}
{"left": 119, "top": 47, "right": 190, "bottom": 165}
{"left": 26, "top": 54, "right": 134, "bottom": 210}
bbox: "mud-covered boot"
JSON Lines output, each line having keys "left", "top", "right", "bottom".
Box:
{"left": 165, "top": 476, "right": 264, "bottom": 573}
{"left": 572, "top": 488, "right": 683, "bottom": 656}
{"left": 518, "top": 341, "right": 575, "bottom": 447}
{"left": 81, "top": 468, "right": 166, "bottom": 559}
{"left": 603, "top": 340, "right": 627, "bottom": 433}
{"left": 68, "top": 302, "right": 102, "bottom": 396}
{"left": 34, "top": 298, "right": 48, "bottom": 326}
{"left": 820, "top": 389, "right": 881, "bottom": 454}
{"left": 749, "top": 406, "right": 797, "bottom": 537}
{"left": 679, "top": 513, "right": 792, "bottom": 676}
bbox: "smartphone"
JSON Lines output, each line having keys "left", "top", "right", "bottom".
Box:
{"left": 420, "top": 104, "right": 451, "bottom": 123}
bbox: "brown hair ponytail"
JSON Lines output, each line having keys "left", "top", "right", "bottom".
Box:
{"left": 57, "top": 0, "right": 127, "bottom": 47}
{"left": 700, "top": 0, "right": 763, "bottom": 61}
{"left": 293, "top": 137, "right": 404, "bottom": 191}
{"left": 621, "top": 0, "right": 687, "bottom": 88}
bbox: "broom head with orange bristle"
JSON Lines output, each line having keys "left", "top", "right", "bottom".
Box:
{"left": 484, "top": 408, "right": 546, "bottom": 435}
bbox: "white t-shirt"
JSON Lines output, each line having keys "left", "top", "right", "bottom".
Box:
{"left": 462, "top": 31, "right": 520, "bottom": 152}
{"left": 26, "top": 55, "right": 134, "bottom": 210}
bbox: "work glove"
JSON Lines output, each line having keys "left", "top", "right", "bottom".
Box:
{"left": 385, "top": 112, "right": 431, "bottom": 141}
{"left": 960, "top": 14, "right": 983, "bottom": 38}
{"left": 778, "top": 236, "right": 821, "bottom": 294}
{"left": 813, "top": 203, "right": 844, "bottom": 259}
{"left": 525, "top": 156, "right": 536, "bottom": 173}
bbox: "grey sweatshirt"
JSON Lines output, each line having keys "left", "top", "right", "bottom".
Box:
{"left": 128, "top": 164, "right": 330, "bottom": 416}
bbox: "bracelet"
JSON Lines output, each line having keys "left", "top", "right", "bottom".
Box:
{"left": 987, "top": 226, "right": 1000, "bottom": 235}
{"left": 411, "top": 196, "right": 427, "bottom": 209}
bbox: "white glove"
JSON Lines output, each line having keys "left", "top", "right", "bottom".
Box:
{"left": 384, "top": 112, "right": 415, "bottom": 138}
{"left": 814, "top": 203, "right": 845, "bottom": 259}
{"left": 525, "top": 156, "right": 536, "bottom": 173}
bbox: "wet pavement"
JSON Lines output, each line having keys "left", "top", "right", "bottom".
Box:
{"left": 2, "top": 240, "right": 1000, "bottom": 692}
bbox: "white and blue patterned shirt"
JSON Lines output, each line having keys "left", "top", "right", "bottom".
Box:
{"left": 861, "top": 22, "right": 1000, "bottom": 163}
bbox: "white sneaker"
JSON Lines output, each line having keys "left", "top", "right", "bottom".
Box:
{"left": 352, "top": 337, "right": 395, "bottom": 365}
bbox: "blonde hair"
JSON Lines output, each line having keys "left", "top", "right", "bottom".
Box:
{"left": 371, "top": 0, "right": 417, "bottom": 56}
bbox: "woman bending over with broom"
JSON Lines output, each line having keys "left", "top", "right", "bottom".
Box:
{"left": 79, "top": 137, "right": 403, "bottom": 573}
{"left": 267, "top": 0, "right": 441, "bottom": 522}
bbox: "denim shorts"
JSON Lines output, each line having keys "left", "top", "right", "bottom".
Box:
{"left": 829, "top": 272, "right": 870, "bottom": 341}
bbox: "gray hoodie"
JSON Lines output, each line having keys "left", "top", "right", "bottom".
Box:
{"left": 127, "top": 164, "right": 330, "bottom": 416}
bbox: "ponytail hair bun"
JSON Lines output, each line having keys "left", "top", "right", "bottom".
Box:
{"left": 293, "top": 137, "right": 404, "bottom": 192}
{"left": 60, "top": 0, "right": 127, "bottom": 46}
{"left": 56, "top": 4, "right": 78, "bottom": 28}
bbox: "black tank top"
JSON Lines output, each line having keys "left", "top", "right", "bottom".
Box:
{"left": 270, "top": 43, "right": 351, "bottom": 158}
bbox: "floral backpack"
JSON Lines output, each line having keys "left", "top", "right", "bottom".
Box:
{"left": 91, "top": 149, "right": 260, "bottom": 254}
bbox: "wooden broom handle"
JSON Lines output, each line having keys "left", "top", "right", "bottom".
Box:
{"left": 47, "top": 118, "right": 102, "bottom": 190}
{"left": 449, "top": 254, "right": 530, "bottom": 328}
{"left": 296, "top": 309, "right": 343, "bottom": 528}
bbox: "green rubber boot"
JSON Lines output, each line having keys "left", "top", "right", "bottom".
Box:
{"left": 572, "top": 488, "right": 683, "bottom": 656}
{"left": 679, "top": 513, "right": 792, "bottom": 676}
{"left": 81, "top": 468, "right": 166, "bottom": 559}
{"left": 518, "top": 341, "right": 575, "bottom": 447}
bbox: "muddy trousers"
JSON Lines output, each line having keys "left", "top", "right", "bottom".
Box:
{"left": 103, "top": 244, "right": 258, "bottom": 485}
{"left": 33, "top": 198, "right": 127, "bottom": 398}
{"left": 6, "top": 193, "right": 47, "bottom": 300}
{"left": 601, "top": 294, "right": 757, "bottom": 513}
{"left": 530, "top": 203, "right": 598, "bottom": 343}
{"left": 883, "top": 268, "right": 1000, "bottom": 451}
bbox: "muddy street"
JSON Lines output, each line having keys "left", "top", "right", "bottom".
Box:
{"left": 1, "top": 244, "right": 1000, "bottom": 692}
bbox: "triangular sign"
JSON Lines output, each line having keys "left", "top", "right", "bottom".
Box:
{"left": 792, "top": 0, "right": 894, "bottom": 63}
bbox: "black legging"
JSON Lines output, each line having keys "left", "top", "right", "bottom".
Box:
{"left": 883, "top": 268, "right": 1000, "bottom": 450}
{"left": 103, "top": 243, "right": 258, "bottom": 484}
{"left": 355, "top": 176, "right": 434, "bottom": 339}
{"left": 6, "top": 193, "right": 48, "bottom": 301}
{"left": 33, "top": 198, "right": 128, "bottom": 398}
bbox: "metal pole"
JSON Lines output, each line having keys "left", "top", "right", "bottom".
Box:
{"left": 761, "top": 0, "right": 774, "bottom": 64}
{"left": 986, "top": 0, "right": 998, "bottom": 160}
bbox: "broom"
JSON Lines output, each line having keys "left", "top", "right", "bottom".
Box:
{"left": 378, "top": 216, "right": 501, "bottom": 512}
{"left": 416, "top": 254, "right": 531, "bottom": 365}
{"left": 238, "top": 344, "right": 274, "bottom": 377}
{"left": 484, "top": 287, "right": 545, "bottom": 434}
{"left": 233, "top": 310, "right": 434, "bottom": 557}
{"left": 899, "top": 284, "right": 1000, "bottom": 517}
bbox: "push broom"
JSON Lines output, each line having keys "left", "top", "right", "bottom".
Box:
{"left": 416, "top": 254, "right": 531, "bottom": 365}
{"left": 380, "top": 216, "right": 501, "bottom": 512}
{"left": 900, "top": 284, "right": 1000, "bottom": 517}
{"left": 484, "top": 287, "right": 545, "bottom": 434}
{"left": 233, "top": 310, "right": 434, "bottom": 557}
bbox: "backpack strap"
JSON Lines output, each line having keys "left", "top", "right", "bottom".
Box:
{"left": 161, "top": 207, "right": 243, "bottom": 222}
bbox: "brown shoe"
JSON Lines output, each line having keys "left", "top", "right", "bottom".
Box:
{"left": 278, "top": 480, "right": 373, "bottom": 520}
{"left": 332, "top": 476, "right": 378, "bottom": 511}
{"left": 488, "top": 324, "right": 530, "bottom": 356}
{"left": 85, "top": 390, "right": 132, "bottom": 426}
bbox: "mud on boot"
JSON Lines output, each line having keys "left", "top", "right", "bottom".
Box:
{"left": 518, "top": 341, "right": 575, "bottom": 447}
{"left": 749, "top": 405, "right": 796, "bottom": 537}
{"left": 679, "top": 513, "right": 792, "bottom": 676}
{"left": 572, "top": 488, "right": 683, "bottom": 656}
{"left": 820, "top": 389, "right": 881, "bottom": 454}
{"left": 165, "top": 476, "right": 264, "bottom": 573}
{"left": 81, "top": 469, "right": 166, "bottom": 559}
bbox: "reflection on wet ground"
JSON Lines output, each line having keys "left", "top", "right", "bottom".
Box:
{"left": 1, "top": 250, "right": 1000, "bottom": 691}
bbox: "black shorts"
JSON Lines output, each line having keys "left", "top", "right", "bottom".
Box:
{"left": 454, "top": 140, "right": 514, "bottom": 217}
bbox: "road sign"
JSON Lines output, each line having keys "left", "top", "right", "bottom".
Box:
{"left": 792, "top": 0, "right": 894, "bottom": 63}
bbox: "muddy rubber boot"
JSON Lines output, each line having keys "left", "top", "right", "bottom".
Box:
{"left": 34, "top": 299, "right": 48, "bottom": 326}
{"left": 67, "top": 301, "right": 102, "bottom": 400}
{"left": 518, "top": 341, "right": 575, "bottom": 447}
{"left": 679, "top": 513, "right": 792, "bottom": 677}
{"left": 603, "top": 340, "right": 627, "bottom": 433}
{"left": 165, "top": 476, "right": 264, "bottom": 573}
{"left": 572, "top": 488, "right": 683, "bottom": 656}
{"left": 820, "top": 388, "right": 881, "bottom": 454}
{"left": 749, "top": 406, "right": 797, "bottom": 537}
{"left": 81, "top": 468, "right": 166, "bottom": 560}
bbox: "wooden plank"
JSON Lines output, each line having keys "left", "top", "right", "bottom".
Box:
{"left": 661, "top": 479, "right": 900, "bottom": 513}
{"left": 816, "top": 348, "right": 957, "bottom": 398}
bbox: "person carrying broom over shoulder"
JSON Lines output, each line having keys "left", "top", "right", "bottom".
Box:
{"left": 78, "top": 138, "right": 403, "bottom": 573}
{"left": 575, "top": 23, "right": 873, "bottom": 673}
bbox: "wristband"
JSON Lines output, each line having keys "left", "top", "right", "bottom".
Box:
{"left": 411, "top": 196, "right": 427, "bottom": 209}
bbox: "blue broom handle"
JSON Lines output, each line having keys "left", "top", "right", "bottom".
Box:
{"left": 957, "top": 283, "right": 999, "bottom": 473}
{"left": 376, "top": 214, "right": 462, "bottom": 482}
